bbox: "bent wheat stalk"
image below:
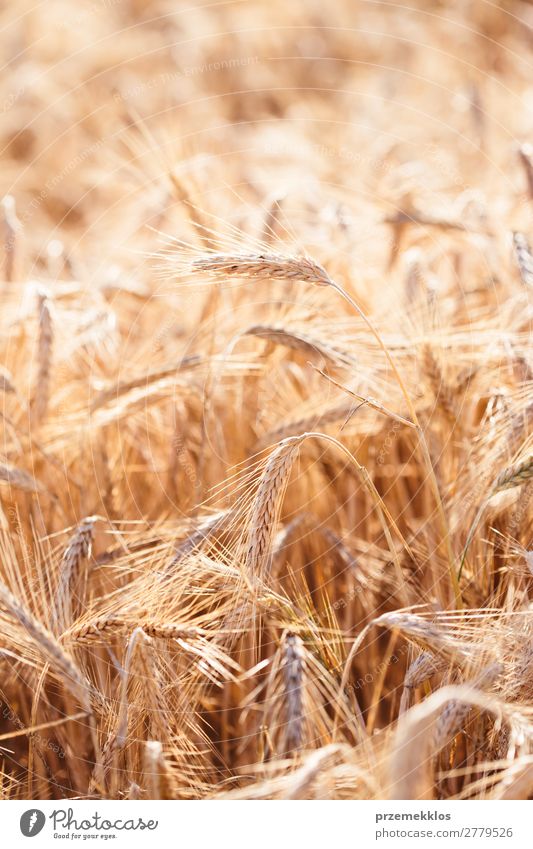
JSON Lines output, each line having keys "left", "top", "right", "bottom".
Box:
{"left": 0, "top": 579, "right": 103, "bottom": 784}
{"left": 53, "top": 516, "right": 98, "bottom": 633}
{"left": 243, "top": 324, "right": 355, "bottom": 368}
{"left": 246, "top": 436, "right": 304, "bottom": 582}
{"left": 258, "top": 400, "right": 361, "bottom": 449}
{"left": 387, "top": 684, "right": 504, "bottom": 799}
{"left": 460, "top": 453, "right": 533, "bottom": 578}
{"left": 188, "top": 249, "right": 459, "bottom": 605}
{"left": 246, "top": 432, "right": 411, "bottom": 593}
{"left": 493, "top": 454, "right": 533, "bottom": 492}
{"left": 0, "top": 581, "right": 94, "bottom": 711}
{"left": 400, "top": 652, "right": 448, "bottom": 715}
{"left": 433, "top": 663, "right": 502, "bottom": 751}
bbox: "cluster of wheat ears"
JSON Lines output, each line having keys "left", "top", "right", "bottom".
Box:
{"left": 0, "top": 0, "right": 532, "bottom": 801}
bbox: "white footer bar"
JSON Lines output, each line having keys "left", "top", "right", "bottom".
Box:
{"left": 1, "top": 800, "right": 529, "bottom": 848}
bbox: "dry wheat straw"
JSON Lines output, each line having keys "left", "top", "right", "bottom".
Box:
{"left": 385, "top": 205, "right": 466, "bottom": 232}
{"left": 387, "top": 685, "right": 500, "bottom": 799}
{"left": 512, "top": 351, "right": 533, "bottom": 384}
{"left": 169, "top": 170, "right": 211, "bottom": 248}
{"left": 94, "top": 629, "right": 154, "bottom": 794}
{"left": 495, "top": 761, "right": 533, "bottom": 799}
{"left": 504, "top": 400, "right": 533, "bottom": 456}
{"left": 403, "top": 248, "right": 426, "bottom": 304}
{"left": 5, "top": 1, "right": 533, "bottom": 802}
{"left": 131, "top": 633, "right": 170, "bottom": 741}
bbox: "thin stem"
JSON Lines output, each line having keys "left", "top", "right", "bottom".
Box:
{"left": 325, "top": 278, "right": 462, "bottom": 609}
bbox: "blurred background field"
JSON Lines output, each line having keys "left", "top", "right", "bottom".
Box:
{"left": 0, "top": 0, "right": 532, "bottom": 801}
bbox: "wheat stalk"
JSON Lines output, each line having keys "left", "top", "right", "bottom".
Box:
{"left": 260, "top": 192, "right": 285, "bottom": 244}
{"left": 244, "top": 324, "right": 355, "bottom": 367}
{"left": 495, "top": 761, "right": 533, "bottom": 799}
{"left": 518, "top": 144, "right": 533, "bottom": 199}
{"left": 188, "top": 246, "right": 459, "bottom": 604}
{"left": 166, "top": 508, "right": 236, "bottom": 569}
{"left": 32, "top": 292, "right": 53, "bottom": 423}
{"left": 53, "top": 517, "right": 98, "bottom": 633}
{"left": 190, "top": 252, "right": 332, "bottom": 286}
{"left": 0, "top": 366, "right": 15, "bottom": 394}
{"left": 91, "top": 355, "right": 201, "bottom": 411}
{"left": 460, "top": 453, "right": 533, "bottom": 575}
{"left": 400, "top": 652, "right": 448, "bottom": 714}
{"left": 282, "top": 745, "right": 344, "bottom": 799}
{"left": 493, "top": 454, "right": 533, "bottom": 493}
{"left": 512, "top": 231, "right": 533, "bottom": 287}
{"left": 168, "top": 169, "right": 211, "bottom": 248}
{"left": 387, "top": 683, "right": 503, "bottom": 800}
{"left": 282, "top": 633, "right": 305, "bottom": 755}
{"left": 422, "top": 344, "right": 457, "bottom": 420}
{"left": 433, "top": 663, "right": 502, "bottom": 750}
{"left": 0, "top": 580, "right": 95, "bottom": 713}
{"left": 5, "top": 0, "right": 533, "bottom": 802}
{"left": 258, "top": 401, "right": 358, "bottom": 448}
{"left": 1, "top": 195, "right": 19, "bottom": 282}
{"left": 245, "top": 436, "right": 304, "bottom": 582}
{"left": 373, "top": 612, "right": 472, "bottom": 662}
{"left": 0, "top": 462, "right": 43, "bottom": 493}
{"left": 64, "top": 616, "right": 206, "bottom": 644}
{"left": 143, "top": 740, "right": 171, "bottom": 800}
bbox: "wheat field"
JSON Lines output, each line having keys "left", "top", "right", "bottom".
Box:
{"left": 0, "top": 0, "right": 532, "bottom": 801}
